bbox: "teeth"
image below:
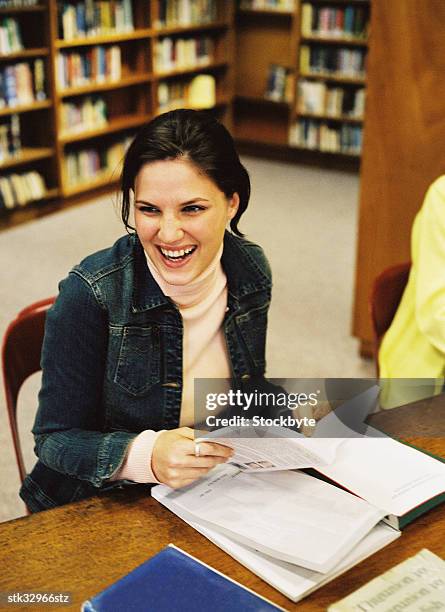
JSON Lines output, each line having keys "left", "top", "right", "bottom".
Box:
{"left": 160, "top": 246, "right": 195, "bottom": 259}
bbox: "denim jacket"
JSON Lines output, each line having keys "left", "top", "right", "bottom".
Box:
{"left": 20, "top": 231, "right": 272, "bottom": 512}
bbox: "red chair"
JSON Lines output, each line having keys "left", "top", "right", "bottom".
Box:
{"left": 2, "top": 297, "right": 55, "bottom": 485}
{"left": 370, "top": 262, "right": 411, "bottom": 375}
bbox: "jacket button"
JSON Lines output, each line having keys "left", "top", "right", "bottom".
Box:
{"left": 241, "top": 374, "right": 250, "bottom": 380}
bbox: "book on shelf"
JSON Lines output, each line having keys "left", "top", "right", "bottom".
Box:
{"left": 82, "top": 544, "right": 285, "bottom": 611}
{"left": 0, "top": 59, "right": 46, "bottom": 107}
{"left": 0, "top": 0, "right": 40, "bottom": 7}
{"left": 155, "top": 0, "right": 218, "bottom": 29}
{"left": 264, "top": 64, "right": 293, "bottom": 103}
{"left": 239, "top": 0, "right": 295, "bottom": 11}
{"left": 0, "top": 170, "right": 46, "bottom": 210}
{"left": 152, "top": 421, "right": 445, "bottom": 601}
{"left": 58, "top": 0, "right": 134, "bottom": 41}
{"left": 65, "top": 134, "right": 132, "bottom": 187}
{"left": 328, "top": 549, "right": 445, "bottom": 611}
{"left": 61, "top": 95, "right": 108, "bottom": 134}
{"left": 289, "top": 119, "right": 362, "bottom": 154}
{"left": 301, "top": 4, "right": 368, "bottom": 40}
{"left": 154, "top": 35, "right": 215, "bottom": 73}
{"left": 298, "top": 79, "right": 365, "bottom": 118}
{"left": 0, "top": 17, "right": 23, "bottom": 54}
{"left": 0, "top": 113, "right": 20, "bottom": 161}
{"left": 57, "top": 46, "right": 121, "bottom": 90}
{"left": 299, "top": 44, "right": 366, "bottom": 79}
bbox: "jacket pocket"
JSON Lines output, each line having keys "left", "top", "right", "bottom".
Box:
{"left": 235, "top": 302, "right": 269, "bottom": 372}
{"left": 109, "top": 325, "right": 161, "bottom": 396}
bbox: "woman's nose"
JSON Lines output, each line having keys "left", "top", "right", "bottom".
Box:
{"left": 157, "top": 216, "right": 184, "bottom": 243}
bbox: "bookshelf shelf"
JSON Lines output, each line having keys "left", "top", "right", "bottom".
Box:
{"left": 0, "top": 48, "right": 49, "bottom": 60}
{"left": 237, "top": 9, "right": 293, "bottom": 16}
{"left": 300, "top": 72, "right": 366, "bottom": 85}
{"left": 0, "top": 100, "right": 52, "bottom": 117}
{"left": 289, "top": 143, "right": 360, "bottom": 157}
{"left": 297, "top": 112, "right": 363, "bottom": 123}
{"left": 0, "top": 147, "right": 54, "bottom": 170}
{"left": 58, "top": 114, "right": 151, "bottom": 144}
{"left": 155, "top": 61, "right": 227, "bottom": 79}
{"left": 0, "top": 5, "right": 46, "bottom": 14}
{"left": 57, "top": 74, "right": 152, "bottom": 97}
{"left": 301, "top": 35, "right": 368, "bottom": 47}
{"left": 154, "top": 21, "right": 228, "bottom": 36}
{"left": 55, "top": 29, "right": 154, "bottom": 49}
{"left": 236, "top": 94, "right": 291, "bottom": 109}
{"left": 62, "top": 173, "right": 120, "bottom": 198}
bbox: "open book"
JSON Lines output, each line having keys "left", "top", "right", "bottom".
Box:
{"left": 152, "top": 422, "right": 445, "bottom": 597}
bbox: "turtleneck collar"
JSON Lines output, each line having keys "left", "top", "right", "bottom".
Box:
{"left": 144, "top": 244, "right": 224, "bottom": 309}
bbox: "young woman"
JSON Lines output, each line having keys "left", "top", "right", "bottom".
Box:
{"left": 20, "top": 109, "right": 273, "bottom": 512}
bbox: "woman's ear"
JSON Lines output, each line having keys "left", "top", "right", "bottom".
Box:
{"left": 228, "top": 192, "right": 240, "bottom": 221}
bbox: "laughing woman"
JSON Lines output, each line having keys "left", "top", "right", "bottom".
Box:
{"left": 20, "top": 109, "right": 273, "bottom": 512}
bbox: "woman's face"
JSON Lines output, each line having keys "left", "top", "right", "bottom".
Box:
{"left": 134, "top": 158, "right": 239, "bottom": 285}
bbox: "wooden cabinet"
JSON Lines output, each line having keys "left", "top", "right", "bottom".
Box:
{"left": 352, "top": 0, "right": 445, "bottom": 355}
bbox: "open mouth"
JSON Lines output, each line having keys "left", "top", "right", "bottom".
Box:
{"left": 158, "top": 245, "right": 197, "bottom": 262}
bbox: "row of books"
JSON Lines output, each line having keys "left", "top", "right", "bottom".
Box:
{"left": 289, "top": 118, "right": 362, "bottom": 154}
{"left": 58, "top": 0, "right": 134, "bottom": 41}
{"left": 155, "top": 0, "right": 218, "bottom": 29}
{"left": 57, "top": 46, "right": 121, "bottom": 90}
{"left": 60, "top": 95, "right": 107, "bottom": 133}
{"left": 157, "top": 73, "right": 216, "bottom": 111}
{"left": 297, "top": 80, "right": 365, "bottom": 118}
{"left": 154, "top": 35, "right": 215, "bottom": 73}
{"left": 0, "top": 170, "right": 47, "bottom": 210}
{"left": 65, "top": 135, "right": 132, "bottom": 187}
{"left": 0, "top": 60, "right": 46, "bottom": 108}
{"left": 300, "top": 45, "right": 366, "bottom": 78}
{"left": 0, "top": 17, "right": 23, "bottom": 55}
{"left": 239, "top": 0, "right": 295, "bottom": 11}
{"left": 301, "top": 4, "right": 368, "bottom": 39}
{"left": 0, "top": 113, "right": 20, "bottom": 162}
{"left": 264, "top": 64, "right": 294, "bottom": 103}
{"left": 0, "top": 0, "right": 39, "bottom": 6}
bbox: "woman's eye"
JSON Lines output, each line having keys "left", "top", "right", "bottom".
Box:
{"left": 183, "top": 205, "right": 205, "bottom": 213}
{"left": 139, "top": 205, "right": 159, "bottom": 214}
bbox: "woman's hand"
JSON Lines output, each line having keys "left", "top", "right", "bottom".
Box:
{"left": 151, "top": 427, "right": 234, "bottom": 489}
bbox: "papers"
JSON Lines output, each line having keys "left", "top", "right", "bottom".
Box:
{"left": 198, "top": 426, "right": 345, "bottom": 471}
{"left": 174, "top": 515, "right": 400, "bottom": 603}
{"left": 328, "top": 549, "right": 445, "bottom": 611}
{"left": 152, "top": 465, "right": 386, "bottom": 573}
{"left": 319, "top": 429, "right": 445, "bottom": 517}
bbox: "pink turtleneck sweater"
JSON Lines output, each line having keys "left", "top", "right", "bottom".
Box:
{"left": 111, "top": 245, "right": 231, "bottom": 483}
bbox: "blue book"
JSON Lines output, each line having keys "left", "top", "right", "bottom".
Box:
{"left": 82, "top": 544, "right": 284, "bottom": 612}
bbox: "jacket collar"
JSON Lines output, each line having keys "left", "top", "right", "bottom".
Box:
{"left": 131, "top": 231, "right": 270, "bottom": 313}
{"left": 221, "top": 232, "right": 271, "bottom": 300}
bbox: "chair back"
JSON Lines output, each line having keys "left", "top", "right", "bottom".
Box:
{"left": 1, "top": 297, "right": 55, "bottom": 484}
{"left": 370, "top": 262, "right": 411, "bottom": 374}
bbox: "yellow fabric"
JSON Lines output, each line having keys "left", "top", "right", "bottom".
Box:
{"left": 379, "top": 176, "right": 445, "bottom": 408}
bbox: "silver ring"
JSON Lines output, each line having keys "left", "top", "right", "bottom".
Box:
{"left": 195, "top": 443, "right": 201, "bottom": 457}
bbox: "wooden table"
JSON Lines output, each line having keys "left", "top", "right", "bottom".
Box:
{"left": 1, "top": 437, "right": 444, "bottom": 611}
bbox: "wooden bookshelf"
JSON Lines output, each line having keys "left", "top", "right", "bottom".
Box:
{"left": 233, "top": 0, "right": 369, "bottom": 158}
{"left": 0, "top": 47, "right": 49, "bottom": 59}
{"left": 0, "top": 146, "right": 54, "bottom": 169}
{"left": 57, "top": 74, "right": 152, "bottom": 97}
{"left": 54, "top": 28, "right": 154, "bottom": 48}
{"left": 0, "top": 0, "right": 235, "bottom": 225}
